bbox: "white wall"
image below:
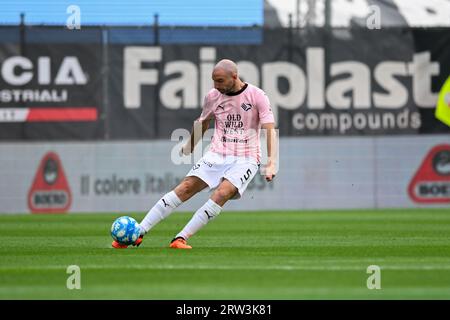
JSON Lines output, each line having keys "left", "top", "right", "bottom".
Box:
{"left": 0, "top": 136, "right": 449, "bottom": 214}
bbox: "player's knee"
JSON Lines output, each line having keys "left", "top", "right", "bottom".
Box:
{"left": 215, "top": 185, "right": 237, "bottom": 202}
{"left": 175, "top": 178, "right": 196, "bottom": 201}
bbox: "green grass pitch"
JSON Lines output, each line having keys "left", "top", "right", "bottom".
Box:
{"left": 1, "top": 209, "right": 450, "bottom": 299}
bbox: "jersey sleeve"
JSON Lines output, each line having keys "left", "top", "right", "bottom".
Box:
{"left": 257, "top": 92, "right": 275, "bottom": 124}
{"left": 197, "top": 94, "right": 214, "bottom": 122}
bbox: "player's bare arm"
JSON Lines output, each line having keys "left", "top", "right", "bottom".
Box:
{"left": 262, "top": 122, "right": 277, "bottom": 182}
{"left": 180, "top": 119, "right": 210, "bottom": 155}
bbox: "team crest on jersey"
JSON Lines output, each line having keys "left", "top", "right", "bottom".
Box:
{"left": 241, "top": 103, "right": 252, "bottom": 111}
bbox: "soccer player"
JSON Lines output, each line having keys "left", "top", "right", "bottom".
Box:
{"left": 112, "top": 59, "right": 277, "bottom": 249}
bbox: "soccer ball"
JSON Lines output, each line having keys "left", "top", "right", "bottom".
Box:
{"left": 110, "top": 216, "right": 141, "bottom": 245}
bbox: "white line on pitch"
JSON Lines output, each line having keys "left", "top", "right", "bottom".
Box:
{"left": 2, "top": 264, "right": 450, "bottom": 271}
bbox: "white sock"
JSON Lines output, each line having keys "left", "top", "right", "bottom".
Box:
{"left": 176, "top": 199, "right": 222, "bottom": 240}
{"left": 140, "top": 191, "right": 182, "bottom": 235}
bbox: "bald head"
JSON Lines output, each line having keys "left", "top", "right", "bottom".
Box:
{"left": 212, "top": 59, "right": 244, "bottom": 94}
{"left": 213, "top": 59, "right": 238, "bottom": 76}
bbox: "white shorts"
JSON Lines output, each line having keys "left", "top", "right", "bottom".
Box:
{"left": 187, "top": 151, "right": 260, "bottom": 199}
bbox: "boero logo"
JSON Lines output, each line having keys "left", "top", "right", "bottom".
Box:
{"left": 408, "top": 144, "right": 450, "bottom": 203}
{"left": 27, "top": 152, "right": 72, "bottom": 213}
{"left": 433, "top": 150, "right": 450, "bottom": 177}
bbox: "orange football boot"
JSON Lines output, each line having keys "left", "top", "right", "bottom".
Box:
{"left": 111, "top": 240, "right": 128, "bottom": 249}
{"left": 134, "top": 235, "right": 144, "bottom": 247}
{"left": 169, "top": 237, "right": 192, "bottom": 249}
{"left": 111, "top": 235, "right": 144, "bottom": 249}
